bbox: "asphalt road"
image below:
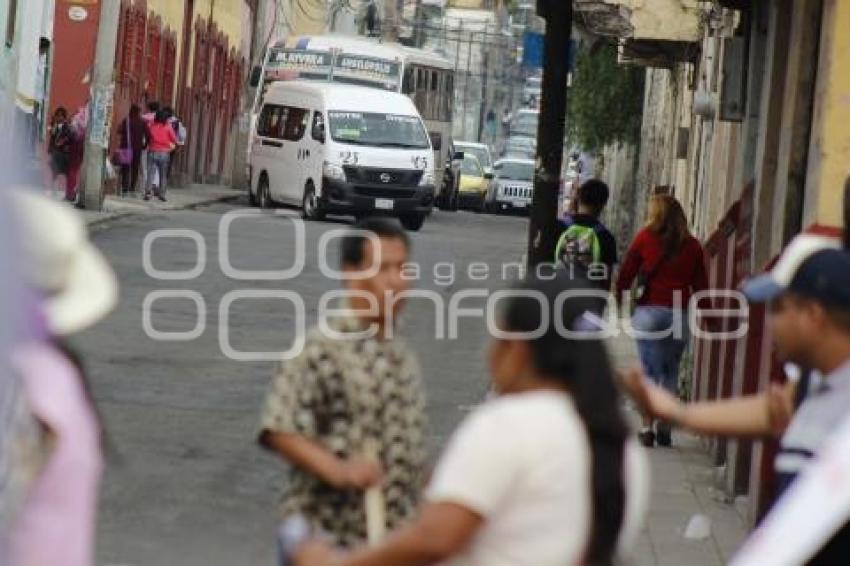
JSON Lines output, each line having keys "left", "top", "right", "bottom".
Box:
{"left": 75, "top": 199, "right": 529, "bottom": 565}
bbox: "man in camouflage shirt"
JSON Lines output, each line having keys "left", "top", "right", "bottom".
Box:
{"left": 259, "top": 218, "right": 426, "bottom": 547}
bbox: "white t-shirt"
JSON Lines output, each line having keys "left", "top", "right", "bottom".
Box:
{"left": 426, "top": 390, "right": 649, "bottom": 566}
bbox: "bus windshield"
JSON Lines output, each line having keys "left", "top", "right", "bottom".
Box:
{"left": 328, "top": 111, "right": 430, "bottom": 149}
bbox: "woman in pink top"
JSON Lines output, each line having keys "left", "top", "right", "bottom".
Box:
{"left": 144, "top": 109, "right": 178, "bottom": 202}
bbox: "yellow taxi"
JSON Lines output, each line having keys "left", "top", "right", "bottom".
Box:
{"left": 458, "top": 153, "right": 492, "bottom": 210}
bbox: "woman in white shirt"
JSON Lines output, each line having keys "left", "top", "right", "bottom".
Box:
{"left": 296, "top": 270, "right": 649, "bottom": 566}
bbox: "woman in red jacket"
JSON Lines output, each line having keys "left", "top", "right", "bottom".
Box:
{"left": 616, "top": 194, "right": 708, "bottom": 448}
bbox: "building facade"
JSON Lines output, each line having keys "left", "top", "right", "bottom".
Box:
{"left": 39, "top": 0, "right": 252, "bottom": 188}
{"left": 583, "top": 0, "right": 850, "bottom": 524}
{"left": 0, "top": 0, "right": 55, "bottom": 149}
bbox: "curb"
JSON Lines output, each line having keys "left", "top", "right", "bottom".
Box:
{"left": 84, "top": 192, "right": 243, "bottom": 228}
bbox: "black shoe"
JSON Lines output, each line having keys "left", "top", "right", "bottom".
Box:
{"left": 157, "top": 195, "right": 167, "bottom": 202}
{"left": 638, "top": 430, "right": 655, "bottom": 448}
{"left": 657, "top": 429, "right": 672, "bottom": 447}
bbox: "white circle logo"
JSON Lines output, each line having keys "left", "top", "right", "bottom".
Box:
{"left": 68, "top": 7, "right": 88, "bottom": 22}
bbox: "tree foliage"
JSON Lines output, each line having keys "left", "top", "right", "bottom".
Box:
{"left": 567, "top": 43, "right": 645, "bottom": 152}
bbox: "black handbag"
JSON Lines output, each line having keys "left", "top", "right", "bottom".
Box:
{"left": 632, "top": 250, "right": 673, "bottom": 306}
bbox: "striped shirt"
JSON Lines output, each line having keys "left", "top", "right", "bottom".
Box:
{"left": 775, "top": 361, "right": 850, "bottom": 564}
{"left": 776, "top": 362, "right": 850, "bottom": 492}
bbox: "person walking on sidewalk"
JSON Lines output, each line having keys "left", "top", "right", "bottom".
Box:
{"left": 144, "top": 110, "right": 178, "bottom": 202}
{"left": 616, "top": 194, "right": 708, "bottom": 448}
{"left": 115, "top": 105, "right": 148, "bottom": 196}
{"left": 623, "top": 233, "right": 850, "bottom": 563}
{"left": 47, "top": 107, "right": 72, "bottom": 195}
{"left": 258, "top": 218, "right": 427, "bottom": 549}
{"left": 293, "top": 270, "right": 649, "bottom": 566}
{"left": 140, "top": 101, "right": 160, "bottom": 190}
{"left": 64, "top": 104, "right": 89, "bottom": 204}
{"left": 555, "top": 179, "right": 618, "bottom": 293}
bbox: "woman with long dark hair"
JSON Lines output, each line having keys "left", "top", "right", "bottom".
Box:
{"left": 115, "top": 104, "right": 148, "bottom": 195}
{"left": 295, "top": 270, "right": 649, "bottom": 566}
{"left": 616, "top": 194, "right": 708, "bottom": 448}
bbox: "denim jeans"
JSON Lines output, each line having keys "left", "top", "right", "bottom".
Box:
{"left": 147, "top": 151, "right": 170, "bottom": 196}
{"left": 631, "top": 306, "right": 690, "bottom": 395}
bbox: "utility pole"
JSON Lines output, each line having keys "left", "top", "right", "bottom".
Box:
{"left": 477, "top": 49, "right": 488, "bottom": 142}
{"left": 82, "top": 0, "right": 121, "bottom": 211}
{"left": 526, "top": 0, "right": 571, "bottom": 267}
{"left": 382, "top": 0, "right": 399, "bottom": 42}
{"left": 412, "top": 0, "right": 424, "bottom": 47}
{"left": 461, "top": 31, "right": 474, "bottom": 140}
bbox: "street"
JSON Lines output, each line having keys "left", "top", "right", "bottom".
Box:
{"left": 77, "top": 201, "right": 527, "bottom": 565}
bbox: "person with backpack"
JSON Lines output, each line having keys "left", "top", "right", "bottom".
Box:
{"left": 554, "top": 179, "right": 618, "bottom": 293}
{"left": 616, "top": 194, "right": 708, "bottom": 448}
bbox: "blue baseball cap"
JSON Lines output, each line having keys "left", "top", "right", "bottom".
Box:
{"left": 741, "top": 234, "right": 850, "bottom": 306}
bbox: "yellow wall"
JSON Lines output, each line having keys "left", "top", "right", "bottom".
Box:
{"left": 193, "top": 0, "right": 245, "bottom": 47}
{"left": 147, "top": 0, "right": 185, "bottom": 32}
{"left": 141, "top": 0, "right": 247, "bottom": 93}
{"left": 805, "top": 0, "right": 850, "bottom": 228}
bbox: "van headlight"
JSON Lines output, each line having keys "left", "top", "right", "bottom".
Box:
{"left": 323, "top": 161, "right": 346, "bottom": 182}
{"left": 419, "top": 170, "right": 435, "bottom": 187}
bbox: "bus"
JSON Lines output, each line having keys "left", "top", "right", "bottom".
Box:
{"left": 250, "top": 35, "right": 456, "bottom": 200}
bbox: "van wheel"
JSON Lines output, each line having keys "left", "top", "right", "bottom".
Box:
{"left": 302, "top": 183, "right": 326, "bottom": 221}
{"left": 400, "top": 214, "right": 425, "bottom": 231}
{"left": 257, "top": 175, "right": 271, "bottom": 209}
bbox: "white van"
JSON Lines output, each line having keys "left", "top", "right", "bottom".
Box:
{"left": 249, "top": 81, "right": 436, "bottom": 230}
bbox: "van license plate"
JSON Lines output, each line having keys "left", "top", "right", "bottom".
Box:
{"left": 375, "top": 199, "right": 394, "bottom": 210}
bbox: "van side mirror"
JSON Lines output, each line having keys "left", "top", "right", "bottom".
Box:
{"left": 484, "top": 172, "right": 494, "bottom": 180}
{"left": 453, "top": 151, "right": 464, "bottom": 161}
{"left": 249, "top": 65, "right": 262, "bottom": 88}
{"left": 313, "top": 127, "right": 325, "bottom": 144}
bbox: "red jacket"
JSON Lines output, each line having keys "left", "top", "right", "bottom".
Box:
{"left": 147, "top": 122, "right": 178, "bottom": 153}
{"left": 616, "top": 227, "right": 708, "bottom": 308}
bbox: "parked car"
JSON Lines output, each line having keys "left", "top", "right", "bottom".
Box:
{"left": 249, "top": 81, "right": 435, "bottom": 231}
{"left": 486, "top": 158, "right": 535, "bottom": 214}
{"left": 510, "top": 108, "right": 539, "bottom": 137}
{"left": 454, "top": 141, "right": 494, "bottom": 176}
{"left": 503, "top": 135, "right": 536, "bottom": 160}
{"left": 458, "top": 154, "right": 492, "bottom": 210}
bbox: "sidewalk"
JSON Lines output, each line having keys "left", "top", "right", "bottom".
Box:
{"left": 76, "top": 184, "right": 244, "bottom": 226}
{"left": 608, "top": 333, "right": 750, "bottom": 566}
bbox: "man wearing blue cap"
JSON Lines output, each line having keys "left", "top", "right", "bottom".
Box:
{"left": 622, "top": 233, "right": 850, "bottom": 561}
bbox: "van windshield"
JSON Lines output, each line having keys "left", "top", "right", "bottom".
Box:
{"left": 328, "top": 111, "right": 430, "bottom": 149}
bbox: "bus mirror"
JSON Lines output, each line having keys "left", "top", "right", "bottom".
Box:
{"left": 249, "top": 65, "right": 262, "bottom": 88}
